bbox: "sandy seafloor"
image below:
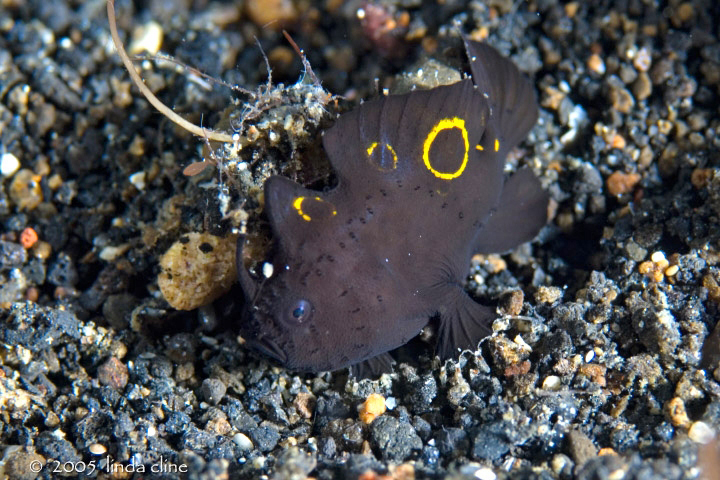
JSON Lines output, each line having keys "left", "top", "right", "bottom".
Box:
{"left": 1, "top": 0, "right": 720, "bottom": 479}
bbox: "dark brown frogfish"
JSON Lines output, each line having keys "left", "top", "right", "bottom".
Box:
{"left": 236, "top": 40, "right": 548, "bottom": 376}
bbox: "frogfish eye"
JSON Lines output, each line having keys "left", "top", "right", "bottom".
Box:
{"left": 288, "top": 299, "right": 312, "bottom": 324}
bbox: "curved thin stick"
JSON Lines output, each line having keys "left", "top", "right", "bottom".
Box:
{"left": 107, "top": 0, "right": 234, "bottom": 143}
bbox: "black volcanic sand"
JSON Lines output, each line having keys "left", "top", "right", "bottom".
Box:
{"left": 1, "top": 0, "right": 720, "bottom": 479}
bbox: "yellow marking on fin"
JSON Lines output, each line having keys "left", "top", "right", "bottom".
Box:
{"left": 293, "top": 196, "right": 337, "bottom": 221}
{"left": 314, "top": 196, "right": 337, "bottom": 216}
{"left": 366, "top": 141, "right": 398, "bottom": 171}
{"left": 494, "top": 138, "right": 500, "bottom": 152}
{"left": 423, "top": 117, "right": 469, "bottom": 180}
{"left": 292, "top": 196, "right": 312, "bottom": 221}
{"left": 476, "top": 144, "right": 484, "bottom": 151}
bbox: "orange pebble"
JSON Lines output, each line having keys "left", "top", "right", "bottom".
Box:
{"left": 610, "top": 134, "right": 626, "bottom": 149}
{"left": 606, "top": 171, "right": 641, "bottom": 196}
{"left": 25, "top": 286, "right": 39, "bottom": 302}
{"left": 20, "top": 227, "right": 39, "bottom": 249}
{"left": 359, "top": 393, "right": 386, "bottom": 424}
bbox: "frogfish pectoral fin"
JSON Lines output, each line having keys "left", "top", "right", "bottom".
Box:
{"left": 435, "top": 285, "right": 495, "bottom": 360}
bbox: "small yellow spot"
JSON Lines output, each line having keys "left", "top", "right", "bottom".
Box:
{"left": 423, "top": 117, "right": 469, "bottom": 180}
{"left": 476, "top": 144, "right": 484, "bottom": 151}
{"left": 494, "top": 138, "right": 500, "bottom": 152}
{"left": 366, "top": 141, "right": 398, "bottom": 171}
{"left": 314, "top": 196, "right": 337, "bottom": 216}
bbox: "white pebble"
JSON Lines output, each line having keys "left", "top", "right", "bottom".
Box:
{"left": 651, "top": 251, "right": 666, "bottom": 263}
{"left": 233, "top": 433, "right": 254, "bottom": 451}
{"left": 99, "top": 245, "right": 128, "bottom": 262}
{"left": 0, "top": 152, "right": 21, "bottom": 176}
{"left": 688, "top": 421, "right": 716, "bottom": 444}
{"left": 129, "top": 171, "right": 146, "bottom": 190}
{"left": 251, "top": 455, "right": 266, "bottom": 469}
{"left": 129, "top": 21, "right": 163, "bottom": 56}
{"left": 89, "top": 443, "right": 107, "bottom": 455}
{"left": 474, "top": 467, "right": 497, "bottom": 480}
{"left": 262, "top": 262, "right": 274, "bottom": 278}
{"left": 542, "top": 375, "right": 562, "bottom": 391}
{"left": 513, "top": 335, "right": 532, "bottom": 352}
{"left": 568, "top": 104, "right": 588, "bottom": 129}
